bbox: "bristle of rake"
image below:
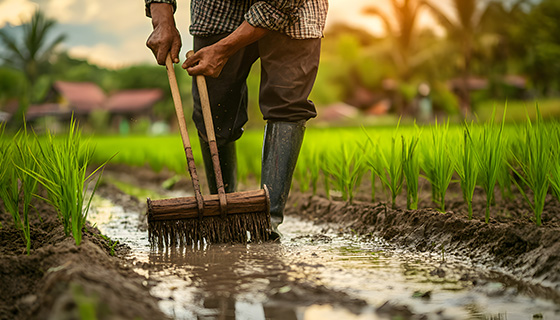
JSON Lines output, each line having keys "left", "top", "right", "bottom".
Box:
{"left": 148, "top": 212, "right": 272, "bottom": 247}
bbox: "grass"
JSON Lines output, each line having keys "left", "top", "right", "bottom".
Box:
{"left": 0, "top": 124, "right": 39, "bottom": 254}
{"left": 322, "top": 143, "right": 367, "bottom": 203}
{"left": 510, "top": 107, "right": 553, "bottom": 226}
{"left": 365, "top": 126, "right": 403, "bottom": 209}
{"left": 420, "top": 120, "right": 454, "bottom": 212}
{"left": 402, "top": 127, "right": 421, "bottom": 210}
{"left": 455, "top": 123, "right": 479, "bottom": 219}
{"left": 551, "top": 122, "right": 560, "bottom": 203}
{"left": 20, "top": 118, "right": 107, "bottom": 246}
{"left": 472, "top": 109, "right": 507, "bottom": 223}
{"left": 83, "top": 105, "right": 560, "bottom": 226}
{"left": 13, "top": 127, "right": 39, "bottom": 253}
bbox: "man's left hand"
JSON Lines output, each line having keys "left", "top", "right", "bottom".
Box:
{"left": 182, "top": 44, "right": 229, "bottom": 78}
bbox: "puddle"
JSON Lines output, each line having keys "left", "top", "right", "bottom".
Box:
{"left": 89, "top": 195, "right": 560, "bottom": 319}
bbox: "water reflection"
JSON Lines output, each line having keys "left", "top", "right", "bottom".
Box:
{"left": 89, "top": 195, "right": 560, "bottom": 320}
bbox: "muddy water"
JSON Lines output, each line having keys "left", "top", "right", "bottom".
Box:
{"left": 89, "top": 195, "right": 560, "bottom": 319}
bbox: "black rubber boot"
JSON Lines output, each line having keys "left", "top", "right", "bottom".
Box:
{"left": 260, "top": 120, "right": 306, "bottom": 240}
{"left": 199, "top": 138, "right": 237, "bottom": 194}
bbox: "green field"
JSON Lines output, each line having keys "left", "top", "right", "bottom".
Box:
{"left": 87, "top": 109, "right": 560, "bottom": 227}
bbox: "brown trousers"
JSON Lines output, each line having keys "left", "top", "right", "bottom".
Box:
{"left": 192, "top": 31, "right": 321, "bottom": 145}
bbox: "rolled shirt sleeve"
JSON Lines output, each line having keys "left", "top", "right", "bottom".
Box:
{"left": 145, "top": 0, "right": 177, "bottom": 18}
{"left": 244, "top": 0, "right": 307, "bottom": 32}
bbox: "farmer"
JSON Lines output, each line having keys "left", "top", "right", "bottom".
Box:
{"left": 145, "top": 0, "right": 328, "bottom": 239}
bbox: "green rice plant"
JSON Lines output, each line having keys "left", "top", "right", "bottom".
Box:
{"left": 20, "top": 118, "right": 107, "bottom": 246}
{"left": 497, "top": 162, "right": 513, "bottom": 202}
{"left": 294, "top": 161, "right": 311, "bottom": 193}
{"left": 420, "top": 120, "right": 454, "bottom": 212}
{"left": 455, "top": 123, "right": 478, "bottom": 219}
{"left": 294, "top": 145, "right": 322, "bottom": 194}
{"left": 319, "top": 151, "right": 331, "bottom": 200}
{"left": 322, "top": 143, "right": 367, "bottom": 203}
{"left": 402, "top": 128, "right": 421, "bottom": 210}
{"left": 0, "top": 133, "right": 20, "bottom": 229}
{"left": 363, "top": 124, "right": 404, "bottom": 209}
{"left": 13, "top": 129, "right": 39, "bottom": 254}
{"left": 509, "top": 107, "right": 553, "bottom": 226}
{"left": 473, "top": 108, "right": 507, "bottom": 223}
{"left": 308, "top": 147, "right": 321, "bottom": 195}
{"left": 0, "top": 125, "right": 39, "bottom": 254}
{"left": 361, "top": 138, "right": 378, "bottom": 203}
{"left": 550, "top": 123, "right": 560, "bottom": 202}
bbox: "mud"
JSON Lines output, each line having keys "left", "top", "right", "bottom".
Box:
{"left": 287, "top": 191, "right": 560, "bottom": 295}
{"left": 89, "top": 167, "right": 560, "bottom": 318}
{"left": 3, "top": 163, "right": 560, "bottom": 319}
{"left": 0, "top": 197, "right": 168, "bottom": 320}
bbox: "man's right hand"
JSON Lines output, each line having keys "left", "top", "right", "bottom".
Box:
{"left": 146, "top": 3, "right": 181, "bottom": 65}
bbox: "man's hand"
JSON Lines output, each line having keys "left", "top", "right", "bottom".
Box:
{"left": 146, "top": 3, "right": 181, "bottom": 65}
{"left": 183, "top": 21, "right": 269, "bottom": 77}
{"left": 182, "top": 45, "right": 229, "bottom": 78}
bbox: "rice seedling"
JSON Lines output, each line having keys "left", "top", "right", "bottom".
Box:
{"left": 0, "top": 124, "right": 39, "bottom": 254}
{"left": 473, "top": 108, "right": 507, "bottom": 223}
{"left": 319, "top": 151, "right": 332, "bottom": 200}
{"left": 0, "top": 132, "right": 20, "bottom": 229}
{"left": 294, "top": 161, "right": 311, "bottom": 193}
{"left": 13, "top": 129, "right": 39, "bottom": 254}
{"left": 363, "top": 123, "right": 405, "bottom": 209}
{"left": 455, "top": 123, "right": 478, "bottom": 219}
{"left": 361, "top": 138, "right": 378, "bottom": 203}
{"left": 509, "top": 107, "right": 553, "bottom": 226}
{"left": 420, "top": 120, "right": 454, "bottom": 212}
{"left": 402, "top": 127, "right": 421, "bottom": 210}
{"left": 322, "top": 143, "right": 367, "bottom": 203}
{"left": 20, "top": 118, "right": 108, "bottom": 246}
{"left": 550, "top": 123, "right": 560, "bottom": 202}
{"left": 308, "top": 147, "right": 321, "bottom": 195}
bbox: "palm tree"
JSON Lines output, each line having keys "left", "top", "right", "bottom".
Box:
{"left": 0, "top": 9, "right": 65, "bottom": 125}
{"left": 0, "top": 9, "right": 65, "bottom": 92}
{"left": 424, "top": 0, "right": 485, "bottom": 114}
{"left": 363, "top": 0, "right": 427, "bottom": 81}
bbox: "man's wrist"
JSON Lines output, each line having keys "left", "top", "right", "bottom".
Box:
{"left": 145, "top": 0, "right": 176, "bottom": 18}
{"left": 150, "top": 3, "right": 175, "bottom": 27}
{"left": 217, "top": 21, "right": 269, "bottom": 57}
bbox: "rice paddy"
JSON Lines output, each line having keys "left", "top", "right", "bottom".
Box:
{"left": 86, "top": 106, "right": 560, "bottom": 226}
{"left": 1, "top": 106, "right": 559, "bottom": 253}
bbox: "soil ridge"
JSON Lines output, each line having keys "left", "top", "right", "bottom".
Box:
{"left": 286, "top": 193, "right": 560, "bottom": 296}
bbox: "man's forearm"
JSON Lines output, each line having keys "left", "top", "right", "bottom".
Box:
{"left": 150, "top": 3, "right": 175, "bottom": 28}
{"left": 146, "top": 2, "right": 182, "bottom": 64}
{"left": 216, "top": 21, "right": 269, "bottom": 57}
{"left": 183, "top": 21, "right": 269, "bottom": 76}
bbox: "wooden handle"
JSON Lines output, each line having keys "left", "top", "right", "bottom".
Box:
{"left": 165, "top": 53, "right": 205, "bottom": 217}
{"left": 187, "top": 50, "right": 228, "bottom": 217}
{"left": 148, "top": 188, "right": 269, "bottom": 221}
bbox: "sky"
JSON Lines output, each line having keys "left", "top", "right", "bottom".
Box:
{"left": 0, "top": 0, "right": 452, "bottom": 69}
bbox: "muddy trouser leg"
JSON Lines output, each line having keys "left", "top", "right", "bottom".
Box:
{"left": 192, "top": 34, "right": 259, "bottom": 194}
{"left": 199, "top": 139, "right": 237, "bottom": 193}
{"left": 257, "top": 32, "right": 322, "bottom": 238}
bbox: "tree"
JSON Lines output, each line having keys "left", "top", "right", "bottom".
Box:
{"left": 521, "top": 0, "right": 560, "bottom": 96}
{"left": 423, "top": 0, "right": 529, "bottom": 112}
{"left": 0, "top": 9, "right": 65, "bottom": 88}
{"left": 423, "top": 0, "right": 484, "bottom": 114}
{"left": 362, "top": 0, "right": 427, "bottom": 81}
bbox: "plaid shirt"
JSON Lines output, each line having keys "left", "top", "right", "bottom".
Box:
{"left": 145, "top": 0, "right": 328, "bottom": 39}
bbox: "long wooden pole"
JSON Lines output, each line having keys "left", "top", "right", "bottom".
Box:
{"left": 187, "top": 50, "right": 229, "bottom": 217}
{"left": 164, "top": 53, "right": 204, "bottom": 217}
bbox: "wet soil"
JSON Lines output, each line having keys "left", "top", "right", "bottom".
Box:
{"left": 89, "top": 188, "right": 560, "bottom": 319}
{"left": 286, "top": 182, "right": 560, "bottom": 295}
{"left": 0, "top": 197, "right": 168, "bottom": 320}
{"left": 3, "top": 163, "right": 560, "bottom": 319}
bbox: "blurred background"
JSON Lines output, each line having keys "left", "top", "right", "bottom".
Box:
{"left": 1, "top": 0, "right": 559, "bottom": 134}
